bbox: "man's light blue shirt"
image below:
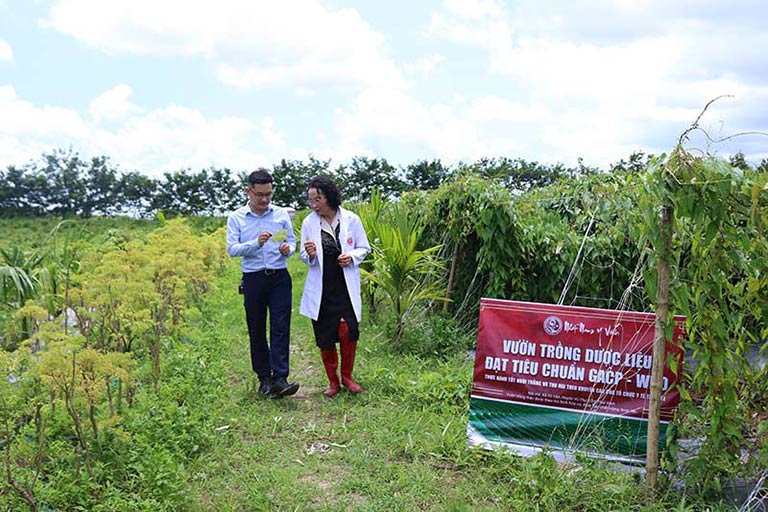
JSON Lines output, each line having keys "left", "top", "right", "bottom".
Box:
{"left": 226, "top": 203, "right": 296, "bottom": 272}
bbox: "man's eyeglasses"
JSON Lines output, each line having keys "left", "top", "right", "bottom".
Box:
{"left": 308, "top": 195, "right": 324, "bottom": 204}
{"left": 250, "top": 190, "right": 273, "bottom": 200}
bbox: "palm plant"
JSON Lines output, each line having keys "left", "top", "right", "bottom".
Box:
{"left": 361, "top": 200, "right": 448, "bottom": 348}
{"left": 357, "top": 189, "right": 386, "bottom": 318}
{"left": 0, "top": 247, "right": 42, "bottom": 309}
{"left": 2, "top": 222, "right": 85, "bottom": 323}
{"left": 42, "top": 221, "right": 84, "bottom": 326}
{"left": 1, "top": 247, "right": 47, "bottom": 348}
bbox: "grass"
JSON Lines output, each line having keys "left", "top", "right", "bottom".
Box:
{"left": 0, "top": 216, "right": 163, "bottom": 252}
{"left": 0, "top": 216, "right": 741, "bottom": 511}
{"left": 174, "top": 258, "right": 731, "bottom": 511}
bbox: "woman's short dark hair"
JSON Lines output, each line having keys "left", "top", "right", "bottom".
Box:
{"left": 308, "top": 176, "right": 342, "bottom": 210}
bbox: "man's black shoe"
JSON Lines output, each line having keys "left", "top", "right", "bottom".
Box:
{"left": 258, "top": 377, "right": 272, "bottom": 397}
{"left": 270, "top": 377, "right": 299, "bottom": 398}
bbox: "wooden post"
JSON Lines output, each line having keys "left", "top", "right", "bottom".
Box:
{"left": 443, "top": 243, "right": 459, "bottom": 313}
{"left": 646, "top": 204, "right": 674, "bottom": 493}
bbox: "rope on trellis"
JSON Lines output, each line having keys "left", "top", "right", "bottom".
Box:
{"left": 557, "top": 214, "right": 595, "bottom": 306}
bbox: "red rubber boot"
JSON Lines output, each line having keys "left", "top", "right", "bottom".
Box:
{"left": 320, "top": 348, "right": 341, "bottom": 398}
{"left": 339, "top": 319, "right": 363, "bottom": 394}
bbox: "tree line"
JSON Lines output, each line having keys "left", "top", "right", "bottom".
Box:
{"left": 1, "top": 148, "right": 761, "bottom": 218}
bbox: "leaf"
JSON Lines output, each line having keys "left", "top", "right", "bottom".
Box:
{"left": 272, "top": 229, "right": 288, "bottom": 242}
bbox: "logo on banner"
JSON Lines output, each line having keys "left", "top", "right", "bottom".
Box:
{"left": 543, "top": 316, "right": 563, "bottom": 336}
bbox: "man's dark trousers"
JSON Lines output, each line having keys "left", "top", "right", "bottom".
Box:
{"left": 243, "top": 269, "right": 292, "bottom": 380}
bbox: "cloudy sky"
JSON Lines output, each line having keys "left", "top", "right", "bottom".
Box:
{"left": 1, "top": 0, "right": 766, "bottom": 178}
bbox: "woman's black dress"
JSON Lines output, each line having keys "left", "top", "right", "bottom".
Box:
{"left": 312, "top": 227, "right": 359, "bottom": 349}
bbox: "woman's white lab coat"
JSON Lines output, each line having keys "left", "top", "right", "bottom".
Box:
{"left": 299, "top": 207, "right": 371, "bottom": 321}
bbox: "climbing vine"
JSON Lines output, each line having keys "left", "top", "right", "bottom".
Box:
{"left": 410, "top": 143, "right": 767, "bottom": 490}
{"left": 641, "top": 145, "right": 768, "bottom": 490}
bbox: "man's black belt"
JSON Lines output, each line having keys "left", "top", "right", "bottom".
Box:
{"left": 245, "top": 268, "right": 286, "bottom": 276}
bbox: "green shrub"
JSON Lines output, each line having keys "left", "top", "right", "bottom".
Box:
{"left": 397, "top": 311, "right": 475, "bottom": 359}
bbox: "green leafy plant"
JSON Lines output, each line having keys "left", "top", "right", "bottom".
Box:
{"left": 397, "top": 310, "right": 474, "bottom": 359}
{"left": 641, "top": 144, "right": 768, "bottom": 491}
{"left": 0, "top": 247, "right": 45, "bottom": 311}
{"left": 362, "top": 201, "right": 449, "bottom": 348}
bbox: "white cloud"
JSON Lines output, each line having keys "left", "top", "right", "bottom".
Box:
{"left": 403, "top": 54, "right": 445, "bottom": 77}
{"left": 0, "top": 39, "right": 13, "bottom": 62}
{"left": 293, "top": 87, "right": 316, "bottom": 98}
{"left": 329, "top": 75, "right": 768, "bottom": 171}
{"left": 466, "top": 95, "right": 537, "bottom": 124}
{"left": 0, "top": 86, "right": 289, "bottom": 177}
{"left": 429, "top": 0, "right": 511, "bottom": 51}
{"left": 423, "top": 0, "right": 768, "bottom": 165}
{"left": 91, "top": 105, "right": 288, "bottom": 175}
{"left": 45, "top": 0, "right": 405, "bottom": 90}
{"left": 3, "top": 0, "right": 763, "bottom": 175}
{"left": 0, "top": 85, "right": 88, "bottom": 137}
{"left": 331, "top": 87, "right": 530, "bottom": 165}
{"left": 0, "top": 85, "right": 89, "bottom": 167}
{"left": 258, "top": 117, "right": 287, "bottom": 154}
{"left": 89, "top": 84, "right": 143, "bottom": 122}
{"left": 108, "top": 110, "right": 242, "bottom": 171}
{"left": 443, "top": 0, "right": 505, "bottom": 20}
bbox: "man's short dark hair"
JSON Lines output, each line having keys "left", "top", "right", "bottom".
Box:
{"left": 248, "top": 169, "right": 273, "bottom": 186}
{"left": 307, "top": 176, "right": 342, "bottom": 210}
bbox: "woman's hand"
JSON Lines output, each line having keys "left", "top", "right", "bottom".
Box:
{"left": 338, "top": 253, "right": 352, "bottom": 268}
{"left": 304, "top": 241, "right": 317, "bottom": 259}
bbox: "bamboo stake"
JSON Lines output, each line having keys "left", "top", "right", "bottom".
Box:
{"left": 443, "top": 242, "right": 459, "bottom": 313}
{"left": 646, "top": 204, "right": 674, "bottom": 494}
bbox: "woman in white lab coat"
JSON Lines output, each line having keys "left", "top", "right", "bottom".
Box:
{"left": 300, "top": 176, "right": 371, "bottom": 397}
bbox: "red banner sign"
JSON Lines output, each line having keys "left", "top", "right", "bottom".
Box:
{"left": 472, "top": 299, "right": 685, "bottom": 421}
